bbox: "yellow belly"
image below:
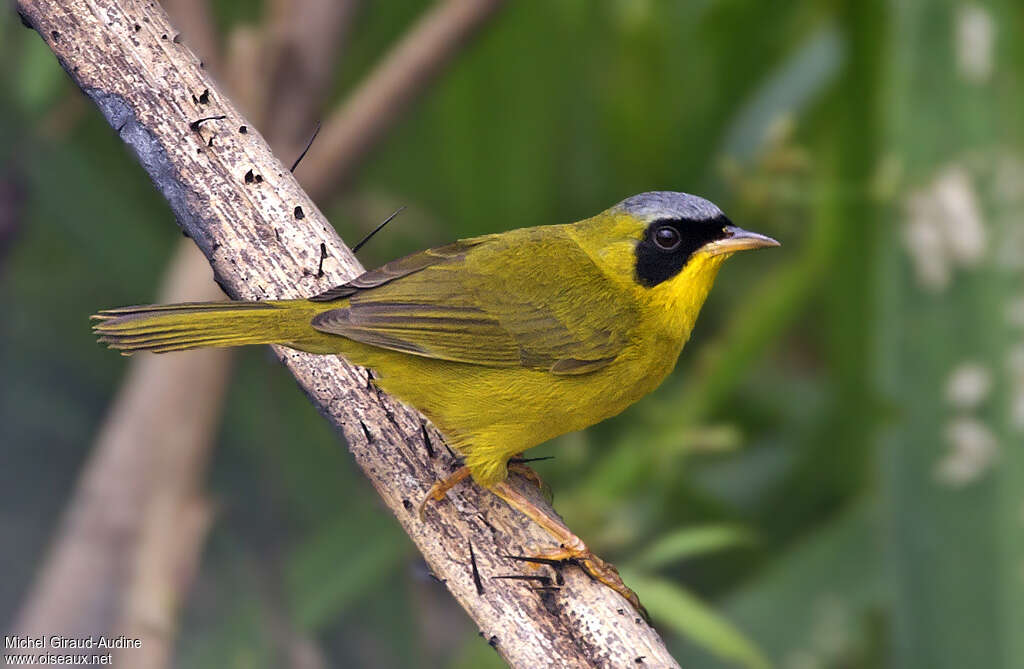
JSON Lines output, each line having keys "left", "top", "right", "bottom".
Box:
{"left": 336, "top": 336, "right": 681, "bottom": 488}
{"left": 321, "top": 246, "right": 727, "bottom": 488}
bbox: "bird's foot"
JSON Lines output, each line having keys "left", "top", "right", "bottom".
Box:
{"left": 419, "top": 459, "right": 548, "bottom": 519}
{"left": 508, "top": 545, "right": 648, "bottom": 620}
{"left": 506, "top": 460, "right": 548, "bottom": 494}
{"left": 492, "top": 481, "right": 648, "bottom": 620}
{"left": 417, "top": 465, "right": 471, "bottom": 520}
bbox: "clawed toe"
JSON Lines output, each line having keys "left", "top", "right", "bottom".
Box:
{"left": 417, "top": 465, "right": 471, "bottom": 519}
{"left": 506, "top": 548, "right": 648, "bottom": 620}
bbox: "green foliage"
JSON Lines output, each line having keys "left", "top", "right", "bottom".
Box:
{"left": 286, "top": 517, "right": 409, "bottom": 631}
{"left": 2, "top": 0, "right": 1022, "bottom": 667}
{"left": 629, "top": 525, "right": 755, "bottom": 571}
{"left": 621, "top": 571, "right": 768, "bottom": 669}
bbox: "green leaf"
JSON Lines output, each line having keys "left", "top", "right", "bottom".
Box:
{"left": 685, "top": 501, "right": 885, "bottom": 668}
{"left": 621, "top": 570, "right": 768, "bottom": 669}
{"left": 630, "top": 525, "right": 755, "bottom": 571}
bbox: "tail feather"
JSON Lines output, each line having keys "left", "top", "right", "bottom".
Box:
{"left": 92, "top": 300, "right": 321, "bottom": 354}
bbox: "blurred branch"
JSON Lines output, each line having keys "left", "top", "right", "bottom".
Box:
{"left": 13, "top": 2, "right": 355, "bottom": 665}
{"left": 11, "top": 3, "right": 229, "bottom": 663}
{"left": 14, "top": 1, "right": 678, "bottom": 667}
{"left": 301, "top": 0, "right": 506, "bottom": 199}
{"left": 263, "top": 0, "right": 359, "bottom": 155}
{"left": 12, "top": 243, "right": 228, "bottom": 658}
{"left": 159, "top": 0, "right": 222, "bottom": 72}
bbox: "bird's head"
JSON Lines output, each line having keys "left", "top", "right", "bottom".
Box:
{"left": 571, "top": 191, "right": 779, "bottom": 325}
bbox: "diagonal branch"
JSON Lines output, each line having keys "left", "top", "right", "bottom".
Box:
{"left": 300, "top": 0, "right": 506, "bottom": 199}
{"left": 13, "top": 1, "right": 679, "bottom": 667}
{"left": 262, "top": 0, "right": 359, "bottom": 156}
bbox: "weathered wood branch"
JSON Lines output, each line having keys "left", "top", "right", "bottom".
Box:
{"left": 15, "top": 1, "right": 679, "bottom": 666}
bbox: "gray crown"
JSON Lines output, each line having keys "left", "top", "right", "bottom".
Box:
{"left": 615, "top": 191, "right": 724, "bottom": 223}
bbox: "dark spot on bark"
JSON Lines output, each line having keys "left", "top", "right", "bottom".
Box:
{"left": 492, "top": 573, "right": 551, "bottom": 585}
{"left": 359, "top": 420, "right": 373, "bottom": 443}
{"left": 172, "top": 33, "right": 182, "bottom": 43}
{"left": 50, "top": 30, "right": 59, "bottom": 40}
{"left": 189, "top": 114, "right": 225, "bottom": 131}
{"left": 535, "top": 586, "right": 562, "bottom": 613}
{"left": 635, "top": 657, "right": 646, "bottom": 664}
{"left": 316, "top": 242, "right": 327, "bottom": 278}
{"left": 420, "top": 422, "right": 436, "bottom": 458}
{"left": 207, "top": 137, "right": 213, "bottom": 147}
{"left": 200, "top": 61, "right": 205, "bottom": 69}
{"left": 274, "top": 229, "right": 281, "bottom": 242}
{"left": 293, "top": 206, "right": 304, "bottom": 220}
{"left": 469, "top": 542, "right": 484, "bottom": 595}
{"left": 239, "top": 125, "right": 247, "bottom": 134}
{"left": 634, "top": 617, "right": 642, "bottom": 625}
{"left": 254, "top": 174, "right": 263, "bottom": 183}
{"left": 134, "top": 24, "right": 141, "bottom": 32}
{"left": 244, "top": 169, "right": 255, "bottom": 184}
{"left": 487, "top": 636, "right": 499, "bottom": 648}
{"left": 161, "top": 33, "right": 167, "bottom": 40}
{"left": 402, "top": 499, "right": 413, "bottom": 511}
{"left": 197, "top": 88, "right": 210, "bottom": 104}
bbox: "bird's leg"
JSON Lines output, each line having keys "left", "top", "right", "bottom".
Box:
{"left": 492, "top": 481, "right": 648, "bottom": 620}
{"left": 421, "top": 459, "right": 548, "bottom": 519}
{"left": 506, "top": 458, "right": 547, "bottom": 491}
{"left": 417, "top": 465, "right": 471, "bottom": 519}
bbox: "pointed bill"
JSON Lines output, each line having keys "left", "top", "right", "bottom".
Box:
{"left": 703, "top": 225, "right": 780, "bottom": 256}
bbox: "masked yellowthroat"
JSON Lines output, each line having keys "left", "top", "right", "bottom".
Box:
{"left": 93, "top": 191, "right": 778, "bottom": 613}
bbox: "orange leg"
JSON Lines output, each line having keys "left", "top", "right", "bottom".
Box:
{"left": 419, "top": 460, "right": 547, "bottom": 519}
{"left": 417, "top": 465, "right": 471, "bottom": 519}
{"left": 417, "top": 461, "right": 645, "bottom": 618}
{"left": 492, "top": 481, "right": 648, "bottom": 620}
{"left": 507, "top": 461, "right": 546, "bottom": 491}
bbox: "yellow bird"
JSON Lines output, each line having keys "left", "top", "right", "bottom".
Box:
{"left": 93, "top": 191, "right": 778, "bottom": 613}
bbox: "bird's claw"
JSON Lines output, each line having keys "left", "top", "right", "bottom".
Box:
{"left": 507, "top": 548, "right": 648, "bottom": 621}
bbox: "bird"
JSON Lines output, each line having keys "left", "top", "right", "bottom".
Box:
{"left": 92, "top": 191, "right": 779, "bottom": 614}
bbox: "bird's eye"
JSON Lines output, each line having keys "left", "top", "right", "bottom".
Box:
{"left": 653, "top": 225, "right": 682, "bottom": 251}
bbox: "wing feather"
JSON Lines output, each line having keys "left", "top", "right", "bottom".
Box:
{"left": 310, "top": 228, "right": 636, "bottom": 373}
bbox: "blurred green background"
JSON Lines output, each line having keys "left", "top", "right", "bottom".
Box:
{"left": 2, "top": 1, "right": 1022, "bottom": 667}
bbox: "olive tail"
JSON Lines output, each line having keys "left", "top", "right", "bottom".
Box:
{"left": 91, "top": 300, "right": 323, "bottom": 354}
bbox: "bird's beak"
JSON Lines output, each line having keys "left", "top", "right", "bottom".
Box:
{"left": 703, "top": 225, "right": 780, "bottom": 256}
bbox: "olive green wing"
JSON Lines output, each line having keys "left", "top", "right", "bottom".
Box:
{"left": 309, "top": 229, "right": 636, "bottom": 374}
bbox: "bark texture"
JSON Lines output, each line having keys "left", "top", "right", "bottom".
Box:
{"left": 15, "top": 1, "right": 679, "bottom": 666}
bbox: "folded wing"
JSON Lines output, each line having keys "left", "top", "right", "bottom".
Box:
{"left": 310, "top": 229, "right": 634, "bottom": 374}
